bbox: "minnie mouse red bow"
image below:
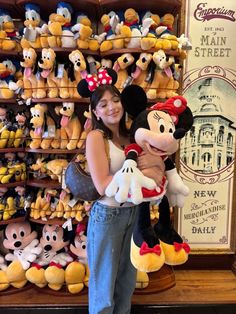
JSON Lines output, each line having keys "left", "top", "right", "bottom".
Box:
{"left": 174, "top": 242, "right": 191, "bottom": 253}
{"left": 139, "top": 242, "right": 162, "bottom": 256}
{"left": 150, "top": 95, "right": 187, "bottom": 125}
{"left": 86, "top": 69, "right": 112, "bottom": 92}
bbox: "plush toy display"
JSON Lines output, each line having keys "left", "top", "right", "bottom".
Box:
{"left": 57, "top": 102, "right": 82, "bottom": 150}
{"left": 131, "top": 52, "right": 153, "bottom": 91}
{"left": 45, "top": 1, "right": 76, "bottom": 48}
{"left": 26, "top": 224, "right": 73, "bottom": 290}
{"left": 19, "top": 47, "right": 46, "bottom": 99}
{"left": 146, "top": 50, "right": 179, "bottom": 100}
{"left": 29, "top": 103, "right": 58, "bottom": 149}
{"left": 122, "top": 8, "right": 142, "bottom": 49}
{"left": 68, "top": 50, "right": 87, "bottom": 98}
{"left": 112, "top": 53, "right": 135, "bottom": 91}
{"left": 0, "top": 9, "right": 20, "bottom": 51}
{"left": 106, "top": 85, "right": 193, "bottom": 272}
{"left": 0, "top": 59, "right": 21, "bottom": 99}
{"left": 20, "top": 3, "right": 48, "bottom": 49}
{"left": 37, "top": 48, "right": 70, "bottom": 99}
{"left": 2, "top": 221, "right": 42, "bottom": 289}
{"left": 99, "top": 11, "right": 131, "bottom": 52}
{"left": 65, "top": 223, "right": 87, "bottom": 293}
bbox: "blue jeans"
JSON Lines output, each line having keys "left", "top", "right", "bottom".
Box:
{"left": 87, "top": 201, "right": 138, "bottom": 314}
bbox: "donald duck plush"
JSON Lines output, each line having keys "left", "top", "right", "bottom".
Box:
{"left": 0, "top": 9, "right": 20, "bottom": 51}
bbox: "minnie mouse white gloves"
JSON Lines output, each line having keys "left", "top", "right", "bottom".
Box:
{"left": 105, "top": 159, "right": 157, "bottom": 205}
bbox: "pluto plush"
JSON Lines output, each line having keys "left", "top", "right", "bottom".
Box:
{"left": 106, "top": 86, "right": 193, "bottom": 272}
{"left": 29, "top": 104, "right": 56, "bottom": 149}
{"left": 113, "top": 53, "right": 135, "bottom": 91}
{"left": 59, "top": 102, "right": 82, "bottom": 150}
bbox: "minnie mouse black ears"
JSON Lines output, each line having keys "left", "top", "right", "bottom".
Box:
{"left": 121, "top": 85, "right": 147, "bottom": 118}
{"left": 77, "top": 68, "right": 118, "bottom": 98}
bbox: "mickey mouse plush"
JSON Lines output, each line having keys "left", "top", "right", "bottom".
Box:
{"left": 106, "top": 85, "right": 193, "bottom": 272}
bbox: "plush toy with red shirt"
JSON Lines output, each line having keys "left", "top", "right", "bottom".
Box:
{"left": 106, "top": 85, "right": 193, "bottom": 272}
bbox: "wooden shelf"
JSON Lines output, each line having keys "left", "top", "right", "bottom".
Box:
{"left": 0, "top": 147, "right": 25, "bottom": 153}
{"left": 29, "top": 217, "right": 79, "bottom": 225}
{"left": 31, "top": 98, "right": 89, "bottom": 104}
{"left": 100, "top": 48, "right": 181, "bottom": 58}
{"left": 25, "top": 148, "right": 80, "bottom": 154}
{"left": 0, "top": 49, "right": 19, "bottom": 57}
{"left": 34, "top": 48, "right": 99, "bottom": 57}
{"left": 99, "top": 0, "right": 182, "bottom": 16}
{"left": 0, "top": 181, "right": 25, "bottom": 188}
{"left": 26, "top": 178, "right": 61, "bottom": 189}
{"left": 0, "top": 98, "right": 17, "bottom": 104}
{"left": 0, "top": 215, "right": 26, "bottom": 225}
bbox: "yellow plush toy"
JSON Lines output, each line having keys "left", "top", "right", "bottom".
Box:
{"left": 113, "top": 53, "right": 135, "bottom": 91}
{"left": 29, "top": 104, "right": 57, "bottom": 149}
{"left": 131, "top": 52, "right": 153, "bottom": 91}
{"left": 0, "top": 9, "right": 21, "bottom": 51}
{"left": 38, "top": 48, "right": 70, "bottom": 99}
{"left": 58, "top": 102, "right": 82, "bottom": 150}
{"left": 72, "top": 13, "right": 100, "bottom": 51}
{"left": 20, "top": 3, "right": 48, "bottom": 49}
{"left": 99, "top": 11, "right": 131, "bottom": 52}
{"left": 155, "top": 14, "right": 179, "bottom": 51}
{"left": 68, "top": 50, "right": 87, "bottom": 98}
{"left": 146, "top": 50, "right": 179, "bottom": 99}
{"left": 0, "top": 60, "right": 20, "bottom": 99}
{"left": 20, "top": 48, "right": 46, "bottom": 99}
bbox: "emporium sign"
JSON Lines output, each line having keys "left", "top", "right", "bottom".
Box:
{"left": 178, "top": 0, "right": 236, "bottom": 252}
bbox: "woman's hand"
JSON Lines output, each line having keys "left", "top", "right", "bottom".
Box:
{"left": 137, "top": 152, "right": 165, "bottom": 171}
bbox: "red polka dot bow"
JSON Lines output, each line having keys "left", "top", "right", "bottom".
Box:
{"left": 85, "top": 69, "right": 113, "bottom": 92}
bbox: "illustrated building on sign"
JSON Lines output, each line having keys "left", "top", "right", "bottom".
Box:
{"left": 181, "top": 78, "right": 235, "bottom": 173}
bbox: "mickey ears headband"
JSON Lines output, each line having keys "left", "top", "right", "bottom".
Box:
{"left": 77, "top": 68, "right": 118, "bottom": 98}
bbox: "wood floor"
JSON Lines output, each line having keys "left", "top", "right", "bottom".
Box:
{"left": 0, "top": 270, "right": 236, "bottom": 313}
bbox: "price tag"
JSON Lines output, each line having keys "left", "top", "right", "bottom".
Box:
{"left": 24, "top": 28, "right": 37, "bottom": 42}
{"left": 57, "top": 64, "right": 64, "bottom": 78}
{"left": 68, "top": 197, "right": 79, "bottom": 208}
{"left": 48, "top": 125, "right": 56, "bottom": 137}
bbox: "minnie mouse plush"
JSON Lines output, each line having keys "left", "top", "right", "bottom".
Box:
{"left": 105, "top": 85, "right": 193, "bottom": 272}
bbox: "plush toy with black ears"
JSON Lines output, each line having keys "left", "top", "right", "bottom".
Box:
{"left": 105, "top": 85, "right": 193, "bottom": 272}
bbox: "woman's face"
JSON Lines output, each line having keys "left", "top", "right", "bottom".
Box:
{"left": 93, "top": 90, "right": 124, "bottom": 128}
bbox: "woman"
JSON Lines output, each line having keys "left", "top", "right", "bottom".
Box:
{"left": 86, "top": 84, "right": 160, "bottom": 314}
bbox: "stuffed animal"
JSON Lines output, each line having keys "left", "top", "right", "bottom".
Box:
{"left": 140, "top": 11, "right": 160, "bottom": 51}
{"left": 26, "top": 224, "right": 73, "bottom": 289}
{"left": 68, "top": 50, "right": 87, "bottom": 98}
{"left": 155, "top": 14, "right": 179, "bottom": 51}
{"left": 30, "top": 188, "right": 58, "bottom": 219}
{"left": 72, "top": 12, "right": 100, "bottom": 51}
{"left": 0, "top": 253, "right": 9, "bottom": 291}
{"left": 58, "top": 102, "right": 82, "bottom": 150}
{"left": 45, "top": 1, "right": 76, "bottom": 48}
{"left": 38, "top": 48, "right": 70, "bottom": 98}
{"left": 0, "top": 59, "right": 21, "bottom": 99}
{"left": 113, "top": 53, "right": 135, "bottom": 91}
{"left": 65, "top": 223, "right": 87, "bottom": 293}
{"left": 131, "top": 52, "right": 153, "bottom": 91}
{"left": 19, "top": 48, "right": 46, "bottom": 99}
{"left": 106, "top": 86, "right": 193, "bottom": 272}
{"left": 3, "top": 221, "right": 42, "bottom": 288}
{"left": 20, "top": 3, "right": 48, "bottom": 49}
{"left": 29, "top": 104, "right": 57, "bottom": 149}
{"left": 146, "top": 50, "right": 179, "bottom": 100}
{"left": 0, "top": 9, "right": 20, "bottom": 51}
{"left": 122, "top": 8, "right": 142, "bottom": 49}
{"left": 99, "top": 11, "right": 131, "bottom": 52}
